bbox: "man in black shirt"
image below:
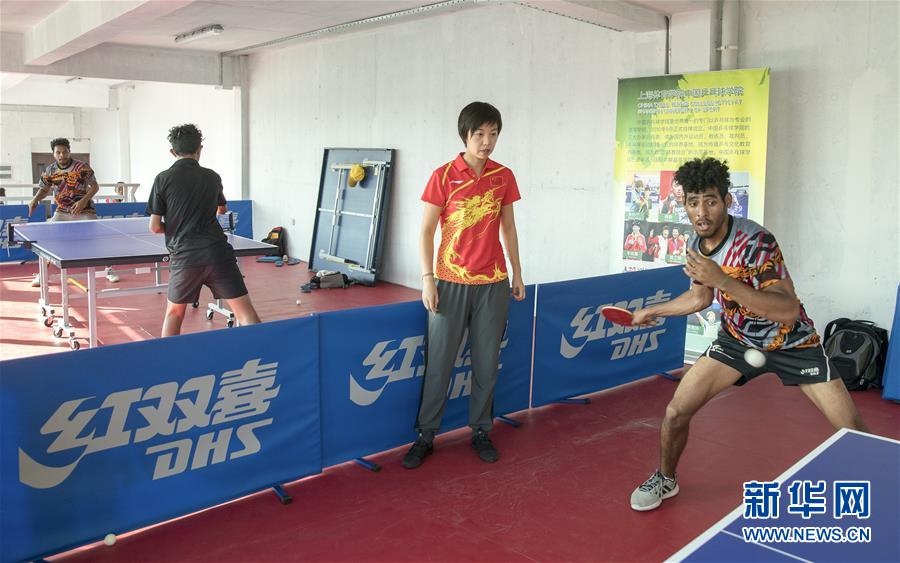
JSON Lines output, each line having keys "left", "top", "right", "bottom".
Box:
{"left": 147, "top": 124, "right": 261, "bottom": 337}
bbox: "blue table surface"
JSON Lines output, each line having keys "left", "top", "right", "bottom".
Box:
{"left": 676, "top": 431, "right": 899, "bottom": 563}
{"left": 12, "top": 217, "right": 272, "bottom": 262}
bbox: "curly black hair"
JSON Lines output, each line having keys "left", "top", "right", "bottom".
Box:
{"left": 674, "top": 157, "right": 730, "bottom": 199}
{"left": 50, "top": 138, "right": 70, "bottom": 151}
{"left": 458, "top": 102, "right": 502, "bottom": 144}
{"left": 167, "top": 123, "right": 203, "bottom": 156}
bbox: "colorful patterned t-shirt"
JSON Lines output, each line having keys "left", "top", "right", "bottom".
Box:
{"left": 688, "top": 216, "right": 819, "bottom": 350}
{"left": 39, "top": 160, "right": 96, "bottom": 214}
{"left": 421, "top": 154, "right": 521, "bottom": 285}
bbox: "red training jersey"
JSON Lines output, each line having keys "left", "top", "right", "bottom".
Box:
{"left": 421, "top": 154, "right": 521, "bottom": 285}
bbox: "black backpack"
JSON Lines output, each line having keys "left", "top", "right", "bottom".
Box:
{"left": 823, "top": 319, "right": 889, "bottom": 391}
{"left": 261, "top": 226, "right": 286, "bottom": 257}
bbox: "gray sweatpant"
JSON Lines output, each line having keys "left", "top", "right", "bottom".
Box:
{"left": 416, "top": 278, "right": 511, "bottom": 438}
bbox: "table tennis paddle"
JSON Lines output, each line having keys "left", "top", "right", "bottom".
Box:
{"left": 601, "top": 305, "right": 634, "bottom": 326}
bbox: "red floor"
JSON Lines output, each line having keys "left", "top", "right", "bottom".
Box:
{"left": 0, "top": 258, "right": 420, "bottom": 360}
{"left": 3, "top": 260, "right": 898, "bottom": 561}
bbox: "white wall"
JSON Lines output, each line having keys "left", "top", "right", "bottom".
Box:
{"left": 669, "top": 10, "right": 714, "bottom": 74}
{"left": 87, "top": 107, "right": 122, "bottom": 182}
{"left": 1, "top": 79, "right": 109, "bottom": 108}
{"left": 0, "top": 108, "right": 80, "bottom": 188}
{"left": 0, "top": 106, "right": 120, "bottom": 199}
{"left": 126, "top": 82, "right": 242, "bottom": 202}
{"left": 740, "top": 0, "right": 899, "bottom": 330}
{"left": 246, "top": 0, "right": 898, "bottom": 331}
{"left": 248, "top": 2, "right": 662, "bottom": 288}
{"left": 2, "top": 82, "right": 241, "bottom": 202}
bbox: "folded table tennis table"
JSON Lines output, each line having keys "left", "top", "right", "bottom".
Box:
{"left": 10, "top": 216, "right": 276, "bottom": 349}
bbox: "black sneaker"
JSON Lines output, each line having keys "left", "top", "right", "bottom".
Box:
{"left": 402, "top": 436, "right": 433, "bottom": 469}
{"left": 471, "top": 431, "right": 498, "bottom": 463}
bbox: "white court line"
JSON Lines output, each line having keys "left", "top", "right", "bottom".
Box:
{"left": 720, "top": 530, "right": 813, "bottom": 563}
{"left": 666, "top": 428, "right": 854, "bottom": 562}
{"left": 843, "top": 428, "right": 900, "bottom": 445}
{"left": 94, "top": 220, "right": 165, "bottom": 250}
{"left": 87, "top": 217, "right": 154, "bottom": 240}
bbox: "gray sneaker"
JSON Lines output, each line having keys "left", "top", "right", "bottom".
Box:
{"left": 631, "top": 470, "right": 679, "bottom": 511}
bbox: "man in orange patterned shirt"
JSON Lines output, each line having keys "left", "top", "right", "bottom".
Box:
{"left": 403, "top": 102, "right": 525, "bottom": 469}
{"left": 27, "top": 138, "right": 118, "bottom": 285}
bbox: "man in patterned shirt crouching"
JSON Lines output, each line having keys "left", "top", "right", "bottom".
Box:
{"left": 628, "top": 157, "right": 867, "bottom": 512}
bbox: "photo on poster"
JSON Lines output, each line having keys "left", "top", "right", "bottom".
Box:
{"left": 686, "top": 302, "right": 724, "bottom": 354}
{"left": 728, "top": 171, "right": 750, "bottom": 218}
{"left": 658, "top": 170, "right": 690, "bottom": 225}
{"left": 687, "top": 303, "right": 723, "bottom": 338}
{"left": 663, "top": 223, "right": 692, "bottom": 265}
{"left": 624, "top": 173, "right": 659, "bottom": 222}
{"left": 644, "top": 223, "right": 665, "bottom": 263}
{"left": 646, "top": 221, "right": 678, "bottom": 266}
{"left": 622, "top": 220, "right": 650, "bottom": 261}
{"left": 623, "top": 219, "right": 695, "bottom": 265}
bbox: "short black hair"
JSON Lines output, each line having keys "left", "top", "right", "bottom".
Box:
{"left": 50, "top": 138, "right": 70, "bottom": 151}
{"left": 458, "top": 102, "right": 502, "bottom": 144}
{"left": 168, "top": 124, "right": 203, "bottom": 155}
{"left": 674, "top": 157, "right": 730, "bottom": 199}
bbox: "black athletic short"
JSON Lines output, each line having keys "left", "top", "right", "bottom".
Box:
{"left": 168, "top": 260, "right": 248, "bottom": 304}
{"left": 704, "top": 330, "right": 834, "bottom": 387}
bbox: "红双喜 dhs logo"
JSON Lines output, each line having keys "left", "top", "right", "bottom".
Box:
{"left": 19, "top": 358, "right": 279, "bottom": 489}
{"left": 349, "top": 329, "right": 509, "bottom": 406}
{"left": 560, "top": 291, "right": 672, "bottom": 360}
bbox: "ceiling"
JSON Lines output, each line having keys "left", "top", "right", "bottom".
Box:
{"left": 0, "top": 0, "right": 715, "bottom": 55}
{"left": 626, "top": 0, "right": 715, "bottom": 15}
{"left": 0, "top": 1, "right": 66, "bottom": 33}
{"left": 0, "top": 1, "right": 456, "bottom": 54}
{"left": 0, "top": 0, "right": 714, "bottom": 96}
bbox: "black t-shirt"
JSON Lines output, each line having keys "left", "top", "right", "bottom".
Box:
{"left": 147, "top": 158, "right": 232, "bottom": 268}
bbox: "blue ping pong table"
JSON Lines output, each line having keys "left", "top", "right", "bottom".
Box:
{"left": 11, "top": 216, "right": 276, "bottom": 349}
{"left": 669, "top": 429, "right": 900, "bottom": 563}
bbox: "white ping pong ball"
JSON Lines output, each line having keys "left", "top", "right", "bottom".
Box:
{"left": 104, "top": 533, "right": 117, "bottom": 546}
{"left": 744, "top": 348, "right": 766, "bottom": 368}
{"left": 295, "top": 299, "right": 302, "bottom": 306}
